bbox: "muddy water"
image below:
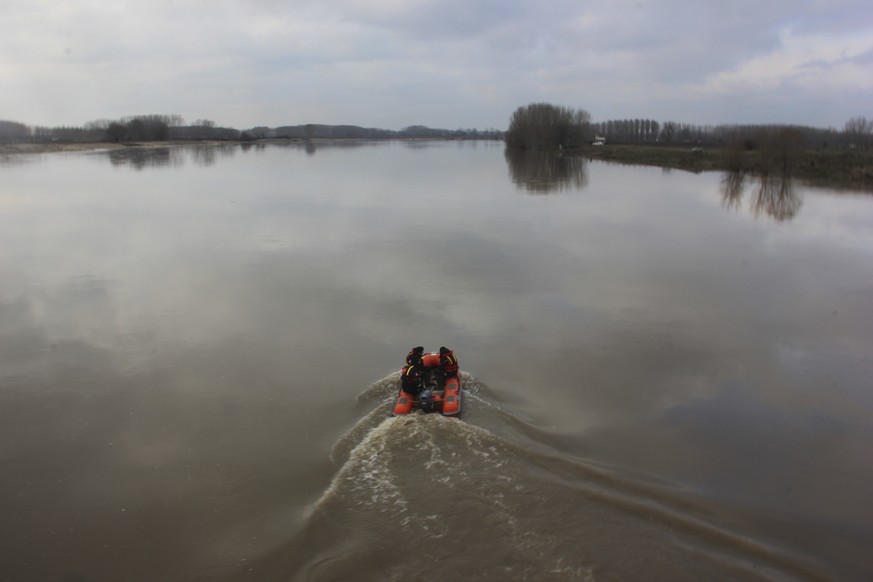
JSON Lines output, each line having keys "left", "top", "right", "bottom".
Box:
{"left": 1, "top": 142, "right": 871, "bottom": 581}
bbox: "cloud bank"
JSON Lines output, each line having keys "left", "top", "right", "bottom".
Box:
{"left": 1, "top": 0, "right": 871, "bottom": 129}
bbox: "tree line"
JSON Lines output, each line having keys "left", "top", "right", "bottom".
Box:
{"left": 3, "top": 108, "right": 870, "bottom": 150}
{"left": 593, "top": 118, "right": 872, "bottom": 150}
{"left": 0, "top": 114, "right": 243, "bottom": 143}
{"left": 246, "top": 124, "right": 503, "bottom": 140}
{"left": 0, "top": 116, "right": 504, "bottom": 144}
{"left": 505, "top": 103, "right": 873, "bottom": 151}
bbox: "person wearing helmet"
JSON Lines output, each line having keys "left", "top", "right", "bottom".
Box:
{"left": 405, "top": 346, "right": 424, "bottom": 367}
{"left": 400, "top": 362, "right": 424, "bottom": 395}
{"left": 439, "top": 346, "right": 458, "bottom": 379}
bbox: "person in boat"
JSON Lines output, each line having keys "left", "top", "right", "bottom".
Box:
{"left": 438, "top": 346, "right": 459, "bottom": 385}
{"left": 400, "top": 362, "right": 424, "bottom": 395}
{"left": 405, "top": 346, "right": 424, "bottom": 367}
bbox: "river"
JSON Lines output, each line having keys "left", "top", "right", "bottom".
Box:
{"left": 1, "top": 141, "right": 871, "bottom": 581}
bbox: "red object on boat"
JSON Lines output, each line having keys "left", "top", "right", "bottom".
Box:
{"left": 393, "top": 351, "right": 462, "bottom": 418}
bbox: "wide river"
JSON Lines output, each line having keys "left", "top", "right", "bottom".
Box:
{"left": 1, "top": 141, "right": 872, "bottom": 581}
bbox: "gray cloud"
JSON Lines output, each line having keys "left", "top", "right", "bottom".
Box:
{"left": 1, "top": 0, "right": 871, "bottom": 129}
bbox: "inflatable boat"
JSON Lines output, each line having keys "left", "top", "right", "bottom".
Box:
{"left": 393, "top": 351, "right": 462, "bottom": 417}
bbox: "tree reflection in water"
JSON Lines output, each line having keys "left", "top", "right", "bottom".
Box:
{"left": 108, "top": 147, "right": 182, "bottom": 170}
{"left": 720, "top": 169, "right": 802, "bottom": 221}
{"left": 752, "top": 174, "right": 801, "bottom": 221}
{"left": 720, "top": 169, "right": 745, "bottom": 212}
{"left": 504, "top": 147, "right": 588, "bottom": 194}
{"left": 106, "top": 145, "right": 239, "bottom": 170}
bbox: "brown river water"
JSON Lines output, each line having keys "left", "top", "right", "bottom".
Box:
{"left": 1, "top": 142, "right": 872, "bottom": 581}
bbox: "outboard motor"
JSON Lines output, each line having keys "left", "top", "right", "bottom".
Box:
{"left": 419, "top": 389, "right": 435, "bottom": 413}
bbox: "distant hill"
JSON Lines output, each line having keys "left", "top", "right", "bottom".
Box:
{"left": 244, "top": 124, "right": 504, "bottom": 140}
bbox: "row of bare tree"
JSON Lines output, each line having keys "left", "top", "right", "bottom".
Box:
{"left": 245, "top": 124, "right": 504, "bottom": 140}
{"left": 593, "top": 117, "right": 873, "bottom": 149}
{"left": 503, "top": 102, "right": 872, "bottom": 152}
{"left": 0, "top": 115, "right": 241, "bottom": 144}
{"left": 0, "top": 116, "right": 504, "bottom": 144}
{"left": 3, "top": 110, "right": 871, "bottom": 149}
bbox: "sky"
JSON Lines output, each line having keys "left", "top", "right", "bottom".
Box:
{"left": 1, "top": 0, "right": 871, "bottom": 131}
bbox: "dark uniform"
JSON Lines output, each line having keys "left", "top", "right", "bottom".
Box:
{"left": 400, "top": 364, "right": 423, "bottom": 395}
{"left": 406, "top": 346, "right": 424, "bottom": 367}
{"left": 439, "top": 347, "right": 458, "bottom": 378}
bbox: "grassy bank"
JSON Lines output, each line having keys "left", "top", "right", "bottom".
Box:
{"left": 576, "top": 144, "right": 873, "bottom": 191}
{"left": 0, "top": 142, "right": 127, "bottom": 154}
{"left": 0, "top": 140, "right": 248, "bottom": 155}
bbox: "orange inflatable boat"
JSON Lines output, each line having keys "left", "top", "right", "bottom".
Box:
{"left": 393, "top": 351, "right": 462, "bottom": 417}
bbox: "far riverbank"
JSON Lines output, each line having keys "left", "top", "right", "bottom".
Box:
{"left": 0, "top": 140, "right": 245, "bottom": 155}
{"left": 0, "top": 137, "right": 491, "bottom": 157}
{"left": 4, "top": 140, "right": 872, "bottom": 192}
{"left": 575, "top": 144, "right": 873, "bottom": 191}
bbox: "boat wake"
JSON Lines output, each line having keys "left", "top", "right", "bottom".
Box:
{"left": 251, "top": 373, "right": 830, "bottom": 581}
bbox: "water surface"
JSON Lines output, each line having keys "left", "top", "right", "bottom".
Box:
{"left": 1, "top": 142, "right": 872, "bottom": 580}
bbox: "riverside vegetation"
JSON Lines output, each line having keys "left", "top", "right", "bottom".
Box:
{"left": 505, "top": 104, "right": 873, "bottom": 190}
{"left": 578, "top": 143, "right": 873, "bottom": 190}
{"left": 3, "top": 108, "right": 872, "bottom": 190}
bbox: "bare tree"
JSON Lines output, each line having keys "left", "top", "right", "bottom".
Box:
{"left": 105, "top": 122, "right": 126, "bottom": 142}
{"left": 660, "top": 121, "right": 677, "bottom": 143}
{"left": 759, "top": 127, "right": 807, "bottom": 175}
{"left": 0, "top": 119, "right": 30, "bottom": 143}
{"left": 844, "top": 116, "right": 872, "bottom": 148}
{"left": 505, "top": 103, "right": 591, "bottom": 150}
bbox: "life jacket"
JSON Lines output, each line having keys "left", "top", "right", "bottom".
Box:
{"left": 439, "top": 348, "right": 458, "bottom": 376}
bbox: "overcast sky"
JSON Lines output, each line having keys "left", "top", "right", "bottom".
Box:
{"left": 1, "top": 0, "right": 871, "bottom": 130}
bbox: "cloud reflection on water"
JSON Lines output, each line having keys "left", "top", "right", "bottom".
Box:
{"left": 2, "top": 143, "right": 872, "bottom": 579}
